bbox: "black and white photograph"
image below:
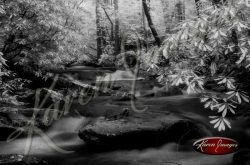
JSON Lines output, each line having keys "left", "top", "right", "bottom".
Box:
{"left": 0, "top": 0, "right": 250, "bottom": 164}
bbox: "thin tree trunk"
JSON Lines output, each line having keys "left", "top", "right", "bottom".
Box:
{"left": 231, "top": 29, "right": 239, "bottom": 63}
{"left": 195, "top": 0, "right": 201, "bottom": 17}
{"left": 160, "top": 0, "right": 172, "bottom": 33}
{"left": 96, "top": 0, "right": 102, "bottom": 60}
{"left": 176, "top": 2, "right": 185, "bottom": 22}
{"left": 102, "top": 7, "right": 114, "bottom": 41}
{"left": 181, "top": 1, "right": 185, "bottom": 20}
{"left": 101, "top": 27, "right": 107, "bottom": 46}
{"left": 142, "top": 0, "right": 161, "bottom": 47}
{"left": 114, "top": 0, "right": 120, "bottom": 55}
{"left": 142, "top": 1, "right": 148, "bottom": 51}
{"left": 212, "top": 0, "right": 226, "bottom": 6}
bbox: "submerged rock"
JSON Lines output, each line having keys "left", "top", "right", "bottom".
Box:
{"left": 23, "top": 88, "right": 63, "bottom": 108}
{"left": 0, "top": 155, "right": 48, "bottom": 165}
{"left": 79, "top": 111, "right": 209, "bottom": 148}
{"left": 111, "top": 92, "right": 136, "bottom": 101}
{"left": 0, "top": 108, "right": 48, "bottom": 141}
{"left": 142, "top": 85, "right": 183, "bottom": 97}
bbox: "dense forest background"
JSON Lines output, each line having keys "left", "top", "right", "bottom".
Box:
{"left": 1, "top": 1, "right": 250, "bottom": 165}
{"left": 0, "top": 0, "right": 202, "bottom": 104}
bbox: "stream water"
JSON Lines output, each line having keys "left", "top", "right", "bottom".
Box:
{"left": 0, "top": 69, "right": 247, "bottom": 165}
{"left": 0, "top": 95, "right": 238, "bottom": 165}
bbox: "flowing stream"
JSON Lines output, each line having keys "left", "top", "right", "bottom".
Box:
{"left": 0, "top": 95, "right": 237, "bottom": 165}
{"left": 0, "top": 69, "right": 247, "bottom": 165}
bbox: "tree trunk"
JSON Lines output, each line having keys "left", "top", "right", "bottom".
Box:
{"left": 114, "top": 0, "right": 120, "bottom": 55}
{"left": 231, "top": 29, "right": 239, "bottom": 63}
{"left": 142, "top": 1, "right": 148, "bottom": 51}
{"left": 96, "top": 0, "right": 102, "bottom": 60}
{"left": 160, "top": 0, "right": 172, "bottom": 33}
{"left": 142, "top": 0, "right": 161, "bottom": 47}
{"left": 212, "top": 0, "right": 227, "bottom": 6}
{"left": 102, "top": 7, "right": 114, "bottom": 41}
{"left": 194, "top": 0, "right": 201, "bottom": 16}
{"left": 176, "top": 2, "right": 185, "bottom": 22}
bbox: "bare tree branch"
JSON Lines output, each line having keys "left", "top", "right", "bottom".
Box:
{"left": 102, "top": 7, "right": 114, "bottom": 41}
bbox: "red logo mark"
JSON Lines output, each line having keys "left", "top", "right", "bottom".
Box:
{"left": 193, "top": 137, "right": 239, "bottom": 155}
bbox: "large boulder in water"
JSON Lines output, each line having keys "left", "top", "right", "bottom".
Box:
{"left": 78, "top": 110, "right": 210, "bottom": 148}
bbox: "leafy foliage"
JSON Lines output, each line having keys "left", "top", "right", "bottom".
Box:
{"left": 0, "top": 51, "right": 31, "bottom": 105}
{"left": 99, "top": 45, "right": 116, "bottom": 67}
{"left": 158, "top": 1, "right": 250, "bottom": 131}
{"left": 0, "top": 0, "right": 92, "bottom": 75}
{"left": 0, "top": 52, "right": 10, "bottom": 97}
{"left": 0, "top": 0, "right": 96, "bottom": 105}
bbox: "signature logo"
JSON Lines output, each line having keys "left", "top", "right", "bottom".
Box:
{"left": 193, "top": 137, "right": 239, "bottom": 155}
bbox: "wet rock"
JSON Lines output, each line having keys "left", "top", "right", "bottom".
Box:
{"left": 233, "top": 150, "right": 250, "bottom": 165}
{"left": 111, "top": 92, "right": 136, "bottom": 101}
{"left": 79, "top": 111, "right": 209, "bottom": 148}
{"left": 0, "top": 155, "right": 48, "bottom": 165}
{"left": 105, "top": 108, "right": 131, "bottom": 120}
{"left": 0, "top": 107, "right": 49, "bottom": 141}
{"left": 23, "top": 88, "right": 63, "bottom": 108}
{"left": 142, "top": 85, "right": 183, "bottom": 97}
